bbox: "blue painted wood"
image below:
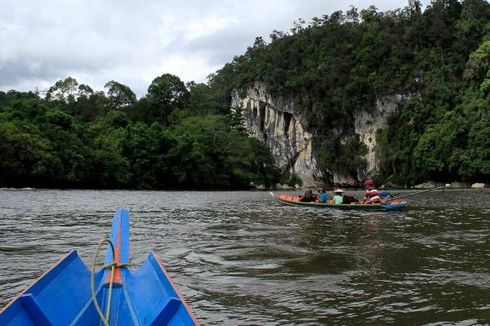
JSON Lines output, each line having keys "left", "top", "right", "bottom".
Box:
{"left": 105, "top": 208, "right": 130, "bottom": 265}
{"left": 20, "top": 295, "right": 52, "bottom": 326}
{"left": 150, "top": 298, "right": 181, "bottom": 325}
{"left": 0, "top": 209, "right": 198, "bottom": 326}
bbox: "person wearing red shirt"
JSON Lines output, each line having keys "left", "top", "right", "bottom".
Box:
{"left": 364, "top": 179, "right": 381, "bottom": 204}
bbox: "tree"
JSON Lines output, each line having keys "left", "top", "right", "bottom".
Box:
{"left": 46, "top": 77, "right": 79, "bottom": 103}
{"left": 168, "top": 115, "right": 279, "bottom": 188}
{"left": 0, "top": 120, "right": 60, "bottom": 187}
{"left": 118, "top": 122, "right": 174, "bottom": 189}
{"left": 89, "top": 125, "right": 131, "bottom": 188}
{"left": 466, "top": 116, "right": 490, "bottom": 179}
{"left": 186, "top": 82, "right": 221, "bottom": 114}
{"left": 77, "top": 84, "right": 94, "bottom": 98}
{"left": 413, "top": 112, "right": 469, "bottom": 180}
{"left": 104, "top": 80, "right": 137, "bottom": 110}
{"left": 147, "top": 74, "right": 189, "bottom": 123}
{"left": 464, "top": 40, "right": 490, "bottom": 96}
{"left": 408, "top": 0, "right": 422, "bottom": 14}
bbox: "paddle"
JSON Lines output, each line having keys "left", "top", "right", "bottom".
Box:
{"left": 389, "top": 184, "right": 450, "bottom": 200}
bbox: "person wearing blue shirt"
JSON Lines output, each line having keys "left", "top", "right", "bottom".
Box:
{"left": 318, "top": 188, "right": 328, "bottom": 203}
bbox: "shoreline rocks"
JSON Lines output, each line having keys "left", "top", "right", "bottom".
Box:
{"left": 471, "top": 183, "right": 485, "bottom": 189}
{"left": 414, "top": 181, "right": 437, "bottom": 189}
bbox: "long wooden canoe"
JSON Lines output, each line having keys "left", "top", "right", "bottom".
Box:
{"left": 0, "top": 209, "right": 199, "bottom": 325}
{"left": 271, "top": 192, "right": 408, "bottom": 211}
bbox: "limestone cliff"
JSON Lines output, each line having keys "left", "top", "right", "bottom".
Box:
{"left": 354, "top": 95, "right": 405, "bottom": 176}
{"left": 231, "top": 82, "right": 402, "bottom": 186}
{"left": 231, "top": 82, "right": 319, "bottom": 187}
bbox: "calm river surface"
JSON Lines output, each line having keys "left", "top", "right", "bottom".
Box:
{"left": 0, "top": 189, "right": 489, "bottom": 325}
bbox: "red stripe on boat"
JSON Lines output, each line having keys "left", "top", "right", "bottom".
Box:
{"left": 105, "top": 221, "right": 123, "bottom": 285}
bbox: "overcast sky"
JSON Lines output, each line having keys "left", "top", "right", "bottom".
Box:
{"left": 0, "top": 0, "right": 427, "bottom": 97}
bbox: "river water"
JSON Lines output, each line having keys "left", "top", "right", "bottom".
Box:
{"left": 0, "top": 189, "right": 489, "bottom": 325}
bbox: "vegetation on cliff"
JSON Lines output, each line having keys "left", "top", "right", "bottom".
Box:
{"left": 210, "top": 0, "right": 490, "bottom": 185}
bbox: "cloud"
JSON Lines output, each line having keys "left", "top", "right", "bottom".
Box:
{"left": 0, "top": 0, "right": 426, "bottom": 97}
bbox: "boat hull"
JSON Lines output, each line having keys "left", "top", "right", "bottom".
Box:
{"left": 0, "top": 209, "right": 198, "bottom": 325}
{"left": 271, "top": 193, "right": 408, "bottom": 211}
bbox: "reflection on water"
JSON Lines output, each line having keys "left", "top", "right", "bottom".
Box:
{"left": 1, "top": 189, "right": 490, "bottom": 324}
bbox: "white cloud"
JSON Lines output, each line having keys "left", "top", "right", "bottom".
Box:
{"left": 183, "top": 16, "right": 239, "bottom": 41}
{"left": 0, "top": 0, "right": 426, "bottom": 97}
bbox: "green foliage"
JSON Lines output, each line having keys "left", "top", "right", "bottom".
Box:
{"left": 413, "top": 112, "right": 469, "bottom": 180}
{"left": 91, "top": 127, "right": 131, "bottom": 188}
{"left": 167, "top": 115, "right": 279, "bottom": 188}
{"left": 465, "top": 40, "right": 490, "bottom": 96}
{"left": 280, "top": 168, "right": 302, "bottom": 186}
{"left": 316, "top": 136, "right": 368, "bottom": 183}
{"left": 119, "top": 122, "right": 171, "bottom": 189}
{"left": 186, "top": 82, "right": 224, "bottom": 115}
{"left": 229, "top": 106, "right": 248, "bottom": 135}
{"left": 146, "top": 73, "right": 189, "bottom": 124}
{"left": 104, "top": 80, "right": 137, "bottom": 110}
{"left": 45, "top": 109, "right": 73, "bottom": 129}
{"left": 466, "top": 116, "right": 490, "bottom": 179}
{"left": 0, "top": 119, "right": 59, "bottom": 186}
{"left": 0, "top": 75, "right": 280, "bottom": 189}
{"left": 46, "top": 77, "right": 79, "bottom": 103}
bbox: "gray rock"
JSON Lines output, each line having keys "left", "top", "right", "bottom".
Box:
{"left": 414, "top": 181, "right": 436, "bottom": 189}
{"left": 450, "top": 181, "right": 470, "bottom": 189}
{"left": 471, "top": 183, "right": 485, "bottom": 189}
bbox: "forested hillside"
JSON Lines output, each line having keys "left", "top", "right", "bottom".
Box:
{"left": 0, "top": 76, "right": 280, "bottom": 189}
{"left": 210, "top": 0, "right": 490, "bottom": 186}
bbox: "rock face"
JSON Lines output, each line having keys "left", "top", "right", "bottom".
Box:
{"left": 231, "top": 82, "right": 402, "bottom": 186}
{"left": 354, "top": 95, "right": 405, "bottom": 176}
{"left": 231, "top": 82, "right": 319, "bottom": 187}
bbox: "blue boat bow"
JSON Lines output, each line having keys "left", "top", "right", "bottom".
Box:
{"left": 0, "top": 209, "right": 199, "bottom": 325}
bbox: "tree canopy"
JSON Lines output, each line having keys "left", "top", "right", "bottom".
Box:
{"left": 0, "top": 73, "right": 280, "bottom": 189}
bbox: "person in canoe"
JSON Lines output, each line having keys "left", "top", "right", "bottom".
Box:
{"left": 332, "top": 189, "right": 344, "bottom": 204}
{"left": 363, "top": 179, "right": 382, "bottom": 204}
{"left": 299, "top": 189, "right": 317, "bottom": 202}
{"left": 317, "top": 188, "right": 328, "bottom": 203}
{"left": 342, "top": 194, "right": 360, "bottom": 204}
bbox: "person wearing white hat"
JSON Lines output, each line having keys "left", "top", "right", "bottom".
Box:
{"left": 332, "top": 189, "right": 344, "bottom": 204}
